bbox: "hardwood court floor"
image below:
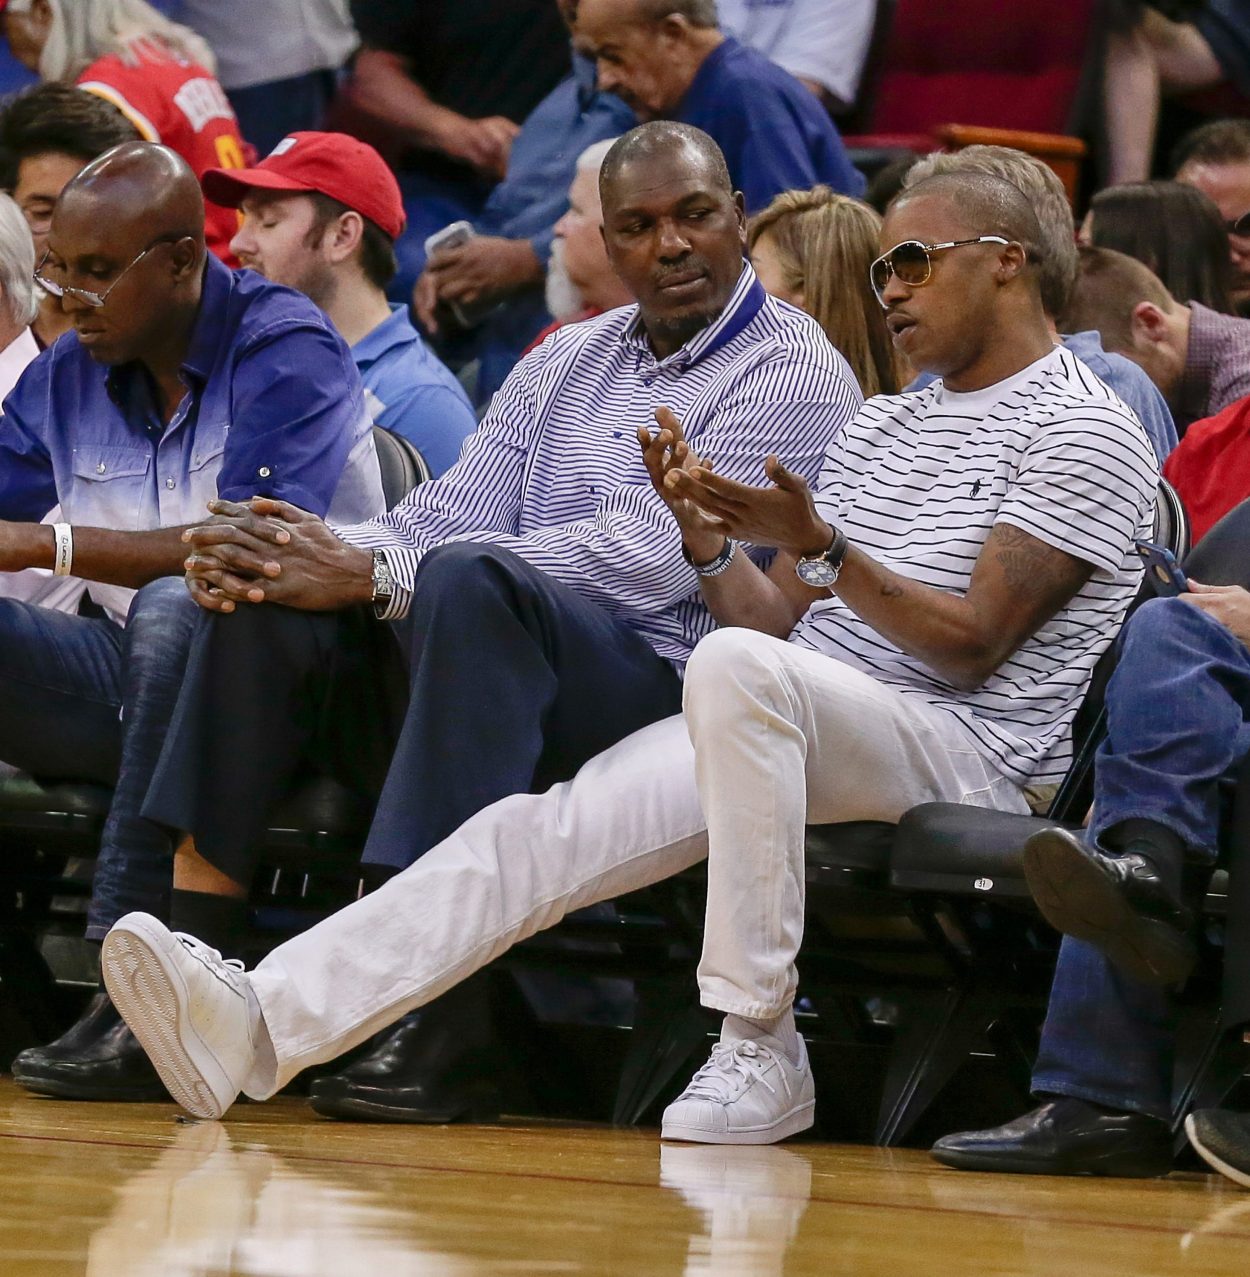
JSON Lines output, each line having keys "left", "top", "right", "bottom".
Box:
{"left": 0, "top": 1078, "right": 1246, "bottom": 1276}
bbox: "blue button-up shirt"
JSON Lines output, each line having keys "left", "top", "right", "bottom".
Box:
{"left": 0, "top": 253, "right": 385, "bottom": 619}
{"left": 353, "top": 305, "right": 477, "bottom": 477}
{"left": 676, "top": 37, "right": 866, "bottom": 213}
{"left": 338, "top": 265, "right": 864, "bottom": 662}
{"left": 476, "top": 52, "right": 635, "bottom": 265}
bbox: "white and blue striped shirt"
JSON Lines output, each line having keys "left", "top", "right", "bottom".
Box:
{"left": 338, "top": 266, "right": 863, "bottom": 663}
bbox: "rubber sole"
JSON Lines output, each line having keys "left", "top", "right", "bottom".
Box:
{"left": 1186, "top": 1113, "right": 1250, "bottom": 1189}
{"left": 930, "top": 1139, "right": 1172, "bottom": 1178}
{"left": 1023, "top": 831, "right": 1196, "bottom": 987}
{"left": 308, "top": 1089, "right": 501, "bottom": 1125}
{"left": 661, "top": 1100, "right": 815, "bottom": 1146}
{"left": 101, "top": 919, "right": 239, "bottom": 1121}
{"left": 10, "top": 1069, "right": 168, "bottom": 1103}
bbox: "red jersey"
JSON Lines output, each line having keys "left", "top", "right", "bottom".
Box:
{"left": 1163, "top": 393, "right": 1250, "bottom": 544}
{"left": 77, "top": 38, "right": 246, "bottom": 263}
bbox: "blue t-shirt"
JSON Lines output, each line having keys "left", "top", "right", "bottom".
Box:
{"left": 675, "top": 37, "right": 865, "bottom": 213}
{"left": 353, "top": 306, "right": 477, "bottom": 476}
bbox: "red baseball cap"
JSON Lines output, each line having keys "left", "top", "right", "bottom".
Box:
{"left": 202, "top": 131, "right": 406, "bottom": 241}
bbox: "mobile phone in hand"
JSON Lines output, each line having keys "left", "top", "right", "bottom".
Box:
{"left": 1134, "top": 541, "right": 1189, "bottom": 596}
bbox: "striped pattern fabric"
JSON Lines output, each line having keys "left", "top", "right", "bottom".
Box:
{"left": 792, "top": 346, "right": 1159, "bottom": 786}
{"left": 338, "top": 267, "right": 863, "bottom": 663}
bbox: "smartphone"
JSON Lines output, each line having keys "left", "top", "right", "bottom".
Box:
{"left": 1134, "top": 541, "right": 1189, "bottom": 597}
{"left": 422, "top": 220, "right": 498, "bottom": 330}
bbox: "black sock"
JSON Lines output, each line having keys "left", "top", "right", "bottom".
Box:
{"left": 169, "top": 889, "right": 249, "bottom": 962}
{"left": 1104, "top": 818, "right": 1185, "bottom": 896}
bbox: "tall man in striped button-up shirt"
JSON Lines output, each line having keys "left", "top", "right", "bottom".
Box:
{"left": 118, "top": 122, "right": 861, "bottom": 1115}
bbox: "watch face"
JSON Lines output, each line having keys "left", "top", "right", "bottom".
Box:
{"left": 795, "top": 557, "right": 838, "bottom": 588}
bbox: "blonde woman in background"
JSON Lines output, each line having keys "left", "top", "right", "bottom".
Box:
{"left": 748, "top": 186, "right": 900, "bottom": 398}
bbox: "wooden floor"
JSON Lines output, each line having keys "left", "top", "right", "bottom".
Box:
{"left": 0, "top": 1079, "right": 1246, "bottom": 1275}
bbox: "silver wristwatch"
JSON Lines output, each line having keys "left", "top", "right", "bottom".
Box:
{"left": 794, "top": 526, "right": 848, "bottom": 588}
{"left": 370, "top": 549, "right": 395, "bottom": 617}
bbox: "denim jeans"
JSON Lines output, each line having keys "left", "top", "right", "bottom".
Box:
{"left": 1032, "top": 596, "right": 1250, "bottom": 1118}
{"left": 0, "top": 578, "right": 200, "bottom": 940}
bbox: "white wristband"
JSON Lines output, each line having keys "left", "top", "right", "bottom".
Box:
{"left": 52, "top": 522, "right": 73, "bottom": 577}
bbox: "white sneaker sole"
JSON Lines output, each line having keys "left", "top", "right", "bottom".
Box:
{"left": 1186, "top": 1113, "right": 1250, "bottom": 1189}
{"left": 101, "top": 915, "right": 239, "bottom": 1121}
{"left": 661, "top": 1100, "right": 815, "bottom": 1145}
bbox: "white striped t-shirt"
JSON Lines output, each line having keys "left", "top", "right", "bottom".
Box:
{"left": 790, "top": 346, "right": 1159, "bottom": 786}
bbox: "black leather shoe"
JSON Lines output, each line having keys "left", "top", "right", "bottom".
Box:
{"left": 1023, "top": 826, "right": 1197, "bottom": 986}
{"left": 309, "top": 984, "right": 504, "bottom": 1124}
{"left": 1187, "top": 1109, "right": 1250, "bottom": 1189}
{"left": 931, "top": 1099, "right": 1173, "bottom": 1177}
{"left": 11, "top": 990, "right": 169, "bottom": 1101}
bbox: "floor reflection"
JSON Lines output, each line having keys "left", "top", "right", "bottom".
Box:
{"left": 658, "top": 1143, "right": 813, "bottom": 1276}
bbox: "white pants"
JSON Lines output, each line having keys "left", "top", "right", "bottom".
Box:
{"left": 243, "top": 629, "right": 1027, "bottom": 1099}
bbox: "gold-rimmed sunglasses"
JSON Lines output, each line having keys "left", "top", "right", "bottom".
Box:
{"left": 869, "top": 236, "right": 1011, "bottom": 306}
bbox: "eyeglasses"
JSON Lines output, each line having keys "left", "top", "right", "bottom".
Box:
{"left": 34, "top": 235, "right": 184, "bottom": 308}
{"left": 869, "top": 236, "right": 1011, "bottom": 306}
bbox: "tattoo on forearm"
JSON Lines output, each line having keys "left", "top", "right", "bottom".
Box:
{"left": 993, "top": 523, "right": 1075, "bottom": 595}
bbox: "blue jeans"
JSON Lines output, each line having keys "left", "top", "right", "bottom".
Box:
{"left": 0, "top": 579, "right": 200, "bottom": 940}
{"left": 1032, "top": 596, "right": 1250, "bottom": 1118}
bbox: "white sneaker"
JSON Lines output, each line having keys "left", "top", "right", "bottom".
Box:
{"left": 661, "top": 1035, "right": 815, "bottom": 1145}
{"left": 101, "top": 912, "right": 258, "bottom": 1120}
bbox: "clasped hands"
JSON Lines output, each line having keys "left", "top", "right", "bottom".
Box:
{"left": 636, "top": 406, "right": 834, "bottom": 561}
{"left": 181, "top": 497, "right": 371, "bottom": 613}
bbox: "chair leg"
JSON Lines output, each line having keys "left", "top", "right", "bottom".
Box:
{"left": 0, "top": 927, "right": 63, "bottom": 1069}
{"left": 613, "top": 976, "right": 711, "bottom": 1126}
{"left": 874, "top": 981, "right": 1002, "bottom": 1147}
{"left": 1171, "top": 1016, "right": 1250, "bottom": 1154}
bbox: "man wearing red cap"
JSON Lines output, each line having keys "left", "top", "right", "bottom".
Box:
{"left": 203, "top": 132, "right": 476, "bottom": 477}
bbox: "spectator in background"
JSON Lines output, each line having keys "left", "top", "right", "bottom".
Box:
{"left": 412, "top": 0, "right": 633, "bottom": 404}
{"left": 532, "top": 136, "right": 633, "bottom": 344}
{"left": 0, "top": 81, "right": 138, "bottom": 347}
{"left": 1063, "top": 245, "right": 1250, "bottom": 434}
{"left": 1162, "top": 391, "right": 1250, "bottom": 540}
{"left": 574, "top": 0, "right": 865, "bottom": 214}
{"left": 1080, "top": 180, "right": 1234, "bottom": 313}
{"left": 716, "top": 0, "right": 877, "bottom": 112}
{"left": 173, "top": 1, "right": 358, "bottom": 156}
{"left": 747, "top": 186, "right": 899, "bottom": 398}
{"left": 905, "top": 148, "right": 1178, "bottom": 464}
{"left": 1103, "top": 1, "right": 1250, "bottom": 185}
{"left": 1173, "top": 118, "right": 1250, "bottom": 313}
{"left": 205, "top": 131, "right": 475, "bottom": 476}
{"left": 1, "top": 0, "right": 247, "bottom": 262}
{"left": 346, "top": 0, "right": 570, "bottom": 302}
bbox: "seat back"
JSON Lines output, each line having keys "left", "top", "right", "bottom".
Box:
{"left": 864, "top": 0, "right": 1097, "bottom": 136}
{"left": 371, "top": 426, "right": 431, "bottom": 511}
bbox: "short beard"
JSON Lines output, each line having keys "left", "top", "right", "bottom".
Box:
{"left": 545, "top": 240, "right": 585, "bottom": 321}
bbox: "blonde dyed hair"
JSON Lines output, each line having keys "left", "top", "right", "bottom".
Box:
{"left": 7, "top": 0, "right": 217, "bottom": 81}
{"left": 748, "top": 187, "right": 899, "bottom": 398}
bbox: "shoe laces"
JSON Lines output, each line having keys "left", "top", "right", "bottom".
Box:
{"left": 679, "top": 1039, "right": 790, "bottom": 1105}
{"left": 173, "top": 932, "right": 247, "bottom": 988}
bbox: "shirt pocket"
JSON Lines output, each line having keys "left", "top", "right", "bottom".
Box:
{"left": 186, "top": 424, "right": 229, "bottom": 515}
{"left": 68, "top": 445, "right": 152, "bottom": 529}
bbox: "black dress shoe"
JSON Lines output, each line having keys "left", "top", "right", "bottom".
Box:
{"left": 1023, "top": 826, "right": 1197, "bottom": 986}
{"left": 1186, "top": 1109, "right": 1250, "bottom": 1189}
{"left": 11, "top": 990, "right": 169, "bottom": 1101}
{"left": 931, "top": 1099, "right": 1173, "bottom": 1177}
{"left": 309, "top": 983, "right": 504, "bottom": 1124}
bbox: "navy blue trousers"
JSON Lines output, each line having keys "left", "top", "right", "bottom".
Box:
{"left": 1032, "top": 596, "right": 1250, "bottom": 1118}
{"left": 143, "top": 543, "right": 684, "bottom": 884}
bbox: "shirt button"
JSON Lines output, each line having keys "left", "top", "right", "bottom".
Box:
{"left": 165, "top": 477, "right": 176, "bottom": 490}
{"left": 96, "top": 463, "right": 106, "bottom": 474}
{"left": 258, "top": 466, "right": 271, "bottom": 478}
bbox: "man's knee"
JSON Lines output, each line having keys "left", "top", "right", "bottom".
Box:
{"left": 1120, "top": 595, "right": 1224, "bottom": 662}
{"left": 125, "top": 577, "right": 199, "bottom": 651}
{"left": 415, "top": 541, "right": 523, "bottom": 593}
{"left": 683, "top": 627, "right": 792, "bottom": 719}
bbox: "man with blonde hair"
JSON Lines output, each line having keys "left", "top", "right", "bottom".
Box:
{"left": 904, "top": 145, "right": 1177, "bottom": 463}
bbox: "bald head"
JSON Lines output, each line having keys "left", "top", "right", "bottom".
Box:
{"left": 600, "top": 122, "right": 731, "bottom": 215}
{"left": 60, "top": 141, "right": 206, "bottom": 250}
